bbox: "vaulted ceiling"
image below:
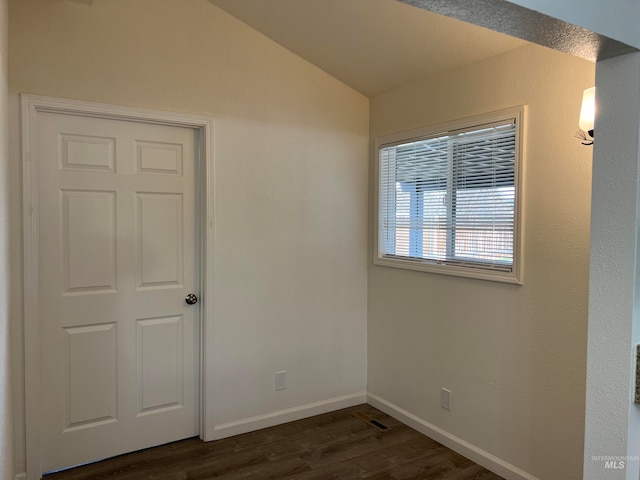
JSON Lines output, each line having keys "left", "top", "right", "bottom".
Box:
{"left": 209, "top": 0, "right": 528, "bottom": 97}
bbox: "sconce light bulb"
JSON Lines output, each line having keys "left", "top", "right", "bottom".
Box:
{"left": 579, "top": 87, "right": 596, "bottom": 132}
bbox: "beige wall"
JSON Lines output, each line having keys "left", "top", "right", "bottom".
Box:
{"left": 9, "top": 0, "right": 369, "bottom": 474}
{"left": 1, "top": 0, "right": 13, "bottom": 477}
{"left": 368, "top": 44, "right": 594, "bottom": 480}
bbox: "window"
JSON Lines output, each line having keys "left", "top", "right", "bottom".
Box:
{"left": 375, "top": 107, "right": 524, "bottom": 283}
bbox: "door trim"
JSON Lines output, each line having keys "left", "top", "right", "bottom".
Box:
{"left": 21, "top": 94, "right": 215, "bottom": 480}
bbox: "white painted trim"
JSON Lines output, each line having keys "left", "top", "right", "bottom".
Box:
{"left": 366, "top": 393, "right": 540, "bottom": 480}
{"left": 20, "top": 94, "right": 215, "bottom": 480}
{"left": 212, "top": 393, "right": 367, "bottom": 440}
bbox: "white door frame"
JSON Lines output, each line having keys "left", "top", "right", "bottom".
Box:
{"left": 21, "top": 94, "right": 215, "bottom": 480}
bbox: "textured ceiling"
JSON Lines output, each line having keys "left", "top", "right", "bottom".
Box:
{"left": 401, "top": 0, "right": 636, "bottom": 62}
{"left": 208, "top": 0, "right": 528, "bottom": 97}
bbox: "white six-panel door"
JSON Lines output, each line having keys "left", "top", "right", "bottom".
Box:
{"left": 36, "top": 111, "right": 200, "bottom": 473}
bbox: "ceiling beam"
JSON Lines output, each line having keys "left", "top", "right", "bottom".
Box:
{"left": 397, "top": 0, "right": 636, "bottom": 61}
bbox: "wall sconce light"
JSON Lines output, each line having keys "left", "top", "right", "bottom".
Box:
{"left": 577, "top": 87, "right": 595, "bottom": 146}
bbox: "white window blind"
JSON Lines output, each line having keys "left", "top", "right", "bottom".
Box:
{"left": 378, "top": 112, "right": 522, "bottom": 281}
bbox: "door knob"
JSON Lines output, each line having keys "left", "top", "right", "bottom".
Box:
{"left": 185, "top": 293, "right": 198, "bottom": 305}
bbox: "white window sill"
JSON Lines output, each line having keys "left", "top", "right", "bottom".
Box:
{"left": 374, "top": 255, "right": 522, "bottom": 285}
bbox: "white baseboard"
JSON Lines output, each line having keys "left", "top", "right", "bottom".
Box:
{"left": 15, "top": 473, "right": 26, "bottom": 480}
{"left": 212, "top": 392, "right": 367, "bottom": 440}
{"left": 367, "top": 392, "right": 540, "bottom": 480}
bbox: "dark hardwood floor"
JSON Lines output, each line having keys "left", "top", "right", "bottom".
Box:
{"left": 44, "top": 404, "right": 504, "bottom": 480}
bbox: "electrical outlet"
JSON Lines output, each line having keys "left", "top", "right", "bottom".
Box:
{"left": 441, "top": 388, "right": 451, "bottom": 411}
{"left": 275, "top": 371, "right": 287, "bottom": 391}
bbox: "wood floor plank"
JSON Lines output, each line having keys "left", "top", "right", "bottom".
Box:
{"left": 44, "top": 405, "right": 504, "bottom": 480}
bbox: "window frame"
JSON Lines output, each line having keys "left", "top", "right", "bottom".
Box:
{"left": 373, "top": 106, "right": 526, "bottom": 284}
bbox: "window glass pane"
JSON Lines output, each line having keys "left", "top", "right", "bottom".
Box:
{"left": 422, "top": 189, "right": 447, "bottom": 260}
{"left": 394, "top": 182, "right": 411, "bottom": 257}
{"left": 454, "top": 186, "right": 514, "bottom": 263}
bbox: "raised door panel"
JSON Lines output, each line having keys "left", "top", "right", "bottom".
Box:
{"left": 136, "top": 141, "right": 183, "bottom": 175}
{"left": 61, "top": 134, "right": 116, "bottom": 173}
{"left": 136, "top": 316, "right": 184, "bottom": 415}
{"left": 136, "top": 193, "right": 183, "bottom": 289}
{"left": 61, "top": 190, "right": 117, "bottom": 294}
{"left": 64, "top": 323, "right": 118, "bottom": 431}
